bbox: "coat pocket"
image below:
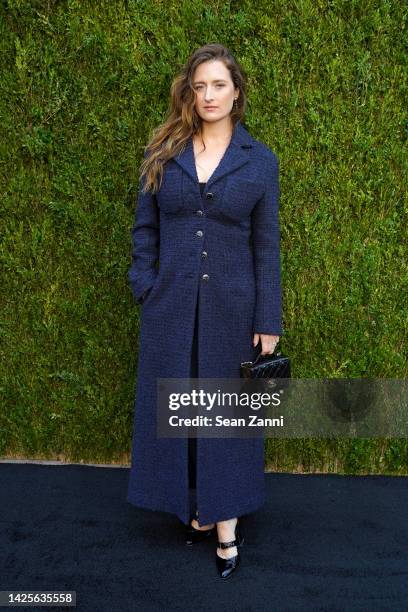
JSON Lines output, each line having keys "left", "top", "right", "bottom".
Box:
{"left": 156, "top": 166, "right": 183, "bottom": 214}
{"left": 141, "top": 281, "right": 158, "bottom": 307}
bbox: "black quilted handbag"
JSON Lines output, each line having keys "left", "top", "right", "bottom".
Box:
{"left": 240, "top": 349, "right": 291, "bottom": 391}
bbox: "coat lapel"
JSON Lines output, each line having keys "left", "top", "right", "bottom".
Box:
{"left": 173, "top": 119, "right": 254, "bottom": 190}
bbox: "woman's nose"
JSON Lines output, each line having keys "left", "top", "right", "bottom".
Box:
{"left": 204, "top": 89, "right": 214, "bottom": 101}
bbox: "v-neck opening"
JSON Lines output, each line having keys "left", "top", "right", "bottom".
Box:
{"left": 192, "top": 130, "right": 235, "bottom": 188}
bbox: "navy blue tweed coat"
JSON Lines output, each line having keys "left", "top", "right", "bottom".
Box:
{"left": 127, "top": 119, "right": 282, "bottom": 526}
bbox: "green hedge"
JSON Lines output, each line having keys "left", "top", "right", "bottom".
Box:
{"left": 1, "top": 0, "right": 407, "bottom": 473}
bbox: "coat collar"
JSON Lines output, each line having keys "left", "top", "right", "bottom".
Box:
{"left": 173, "top": 119, "right": 255, "bottom": 190}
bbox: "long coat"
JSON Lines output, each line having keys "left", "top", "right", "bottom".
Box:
{"left": 126, "top": 119, "right": 282, "bottom": 526}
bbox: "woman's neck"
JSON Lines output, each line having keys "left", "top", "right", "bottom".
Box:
{"left": 195, "top": 118, "right": 233, "bottom": 146}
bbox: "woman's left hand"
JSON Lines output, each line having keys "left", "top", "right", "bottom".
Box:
{"left": 253, "top": 333, "right": 280, "bottom": 355}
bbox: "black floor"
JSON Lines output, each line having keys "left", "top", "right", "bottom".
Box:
{"left": 1, "top": 463, "right": 408, "bottom": 611}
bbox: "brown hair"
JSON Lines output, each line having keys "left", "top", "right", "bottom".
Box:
{"left": 139, "top": 43, "right": 247, "bottom": 193}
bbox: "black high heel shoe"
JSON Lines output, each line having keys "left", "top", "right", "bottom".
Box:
{"left": 185, "top": 511, "right": 215, "bottom": 546}
{"left": 215, "top": 519, "right": 244, "bottom": 579}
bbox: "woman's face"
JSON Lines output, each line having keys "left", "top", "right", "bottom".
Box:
{"left": 192, "top": 59, "right": 239, "bottom": 123}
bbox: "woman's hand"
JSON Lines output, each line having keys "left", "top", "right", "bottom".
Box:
{"left": 253, "top": 333, "right": 280, "bottom": 355}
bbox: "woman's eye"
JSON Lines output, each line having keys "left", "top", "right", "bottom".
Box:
{"left": 194, "top": 84, "right": 225, "bottom": 90}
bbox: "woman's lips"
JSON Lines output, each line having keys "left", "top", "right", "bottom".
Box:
{"left": 204, "top": 106, "right": 217, "bottom": 110}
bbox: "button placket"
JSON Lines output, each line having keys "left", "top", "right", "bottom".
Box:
{"left": 197, "top": 185, "right": 211, "bottom": 283}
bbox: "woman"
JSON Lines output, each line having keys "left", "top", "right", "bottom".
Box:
{"left": 127, "top": 43, "right": 283, "bottom": 579}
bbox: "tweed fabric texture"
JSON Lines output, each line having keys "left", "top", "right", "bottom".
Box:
{"left": 127, "top": 120, "right": 282, "bottom": 525}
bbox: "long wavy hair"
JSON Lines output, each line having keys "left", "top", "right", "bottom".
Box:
{"left": 139, "top": 43, "right": 247, "bottom": 194}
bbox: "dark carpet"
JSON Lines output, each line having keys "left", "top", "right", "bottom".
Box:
{"left": 1, "top": 463, "right": 408, "bottom": 611}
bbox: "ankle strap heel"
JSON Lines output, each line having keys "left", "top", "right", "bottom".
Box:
{"left": 215, "top": 521, "right": 244, "bottom": 579}
{"left": 217, "top": 523, "right": 244, "bottom": 549}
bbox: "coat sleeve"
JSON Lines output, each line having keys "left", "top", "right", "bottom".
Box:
{"left": 251, "top": 151, "right": 283, "bottom": 336}
{"left": 127, "top": 173, "right": 160, "bottom": 305}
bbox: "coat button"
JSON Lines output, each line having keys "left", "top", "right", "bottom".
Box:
{"left": 205, "top": 192, "right": 214, "bottom": 200}
{"left": 196, "top": 230, "right": 203, "bottom": 237}
{"left": 196, "top": 209, "right": 204, "bottom": 216}
{"left": 201, "top": 251, "right": 207, "bottom": 258}
{"left": 202, "top": 274, "right": 210, "bottom": 281}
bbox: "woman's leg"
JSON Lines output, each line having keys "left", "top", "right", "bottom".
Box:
{"left": 188, "top": 295, "right": 214, "bottom": 530}
{"left": 188, "top": 296, "right": 240, "bottom": 569}
{"left": 188, "top": 294, "right": 198, "bottom": 492}
{"left": 216, "top": 517, "right": 239, "bottom": 559}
